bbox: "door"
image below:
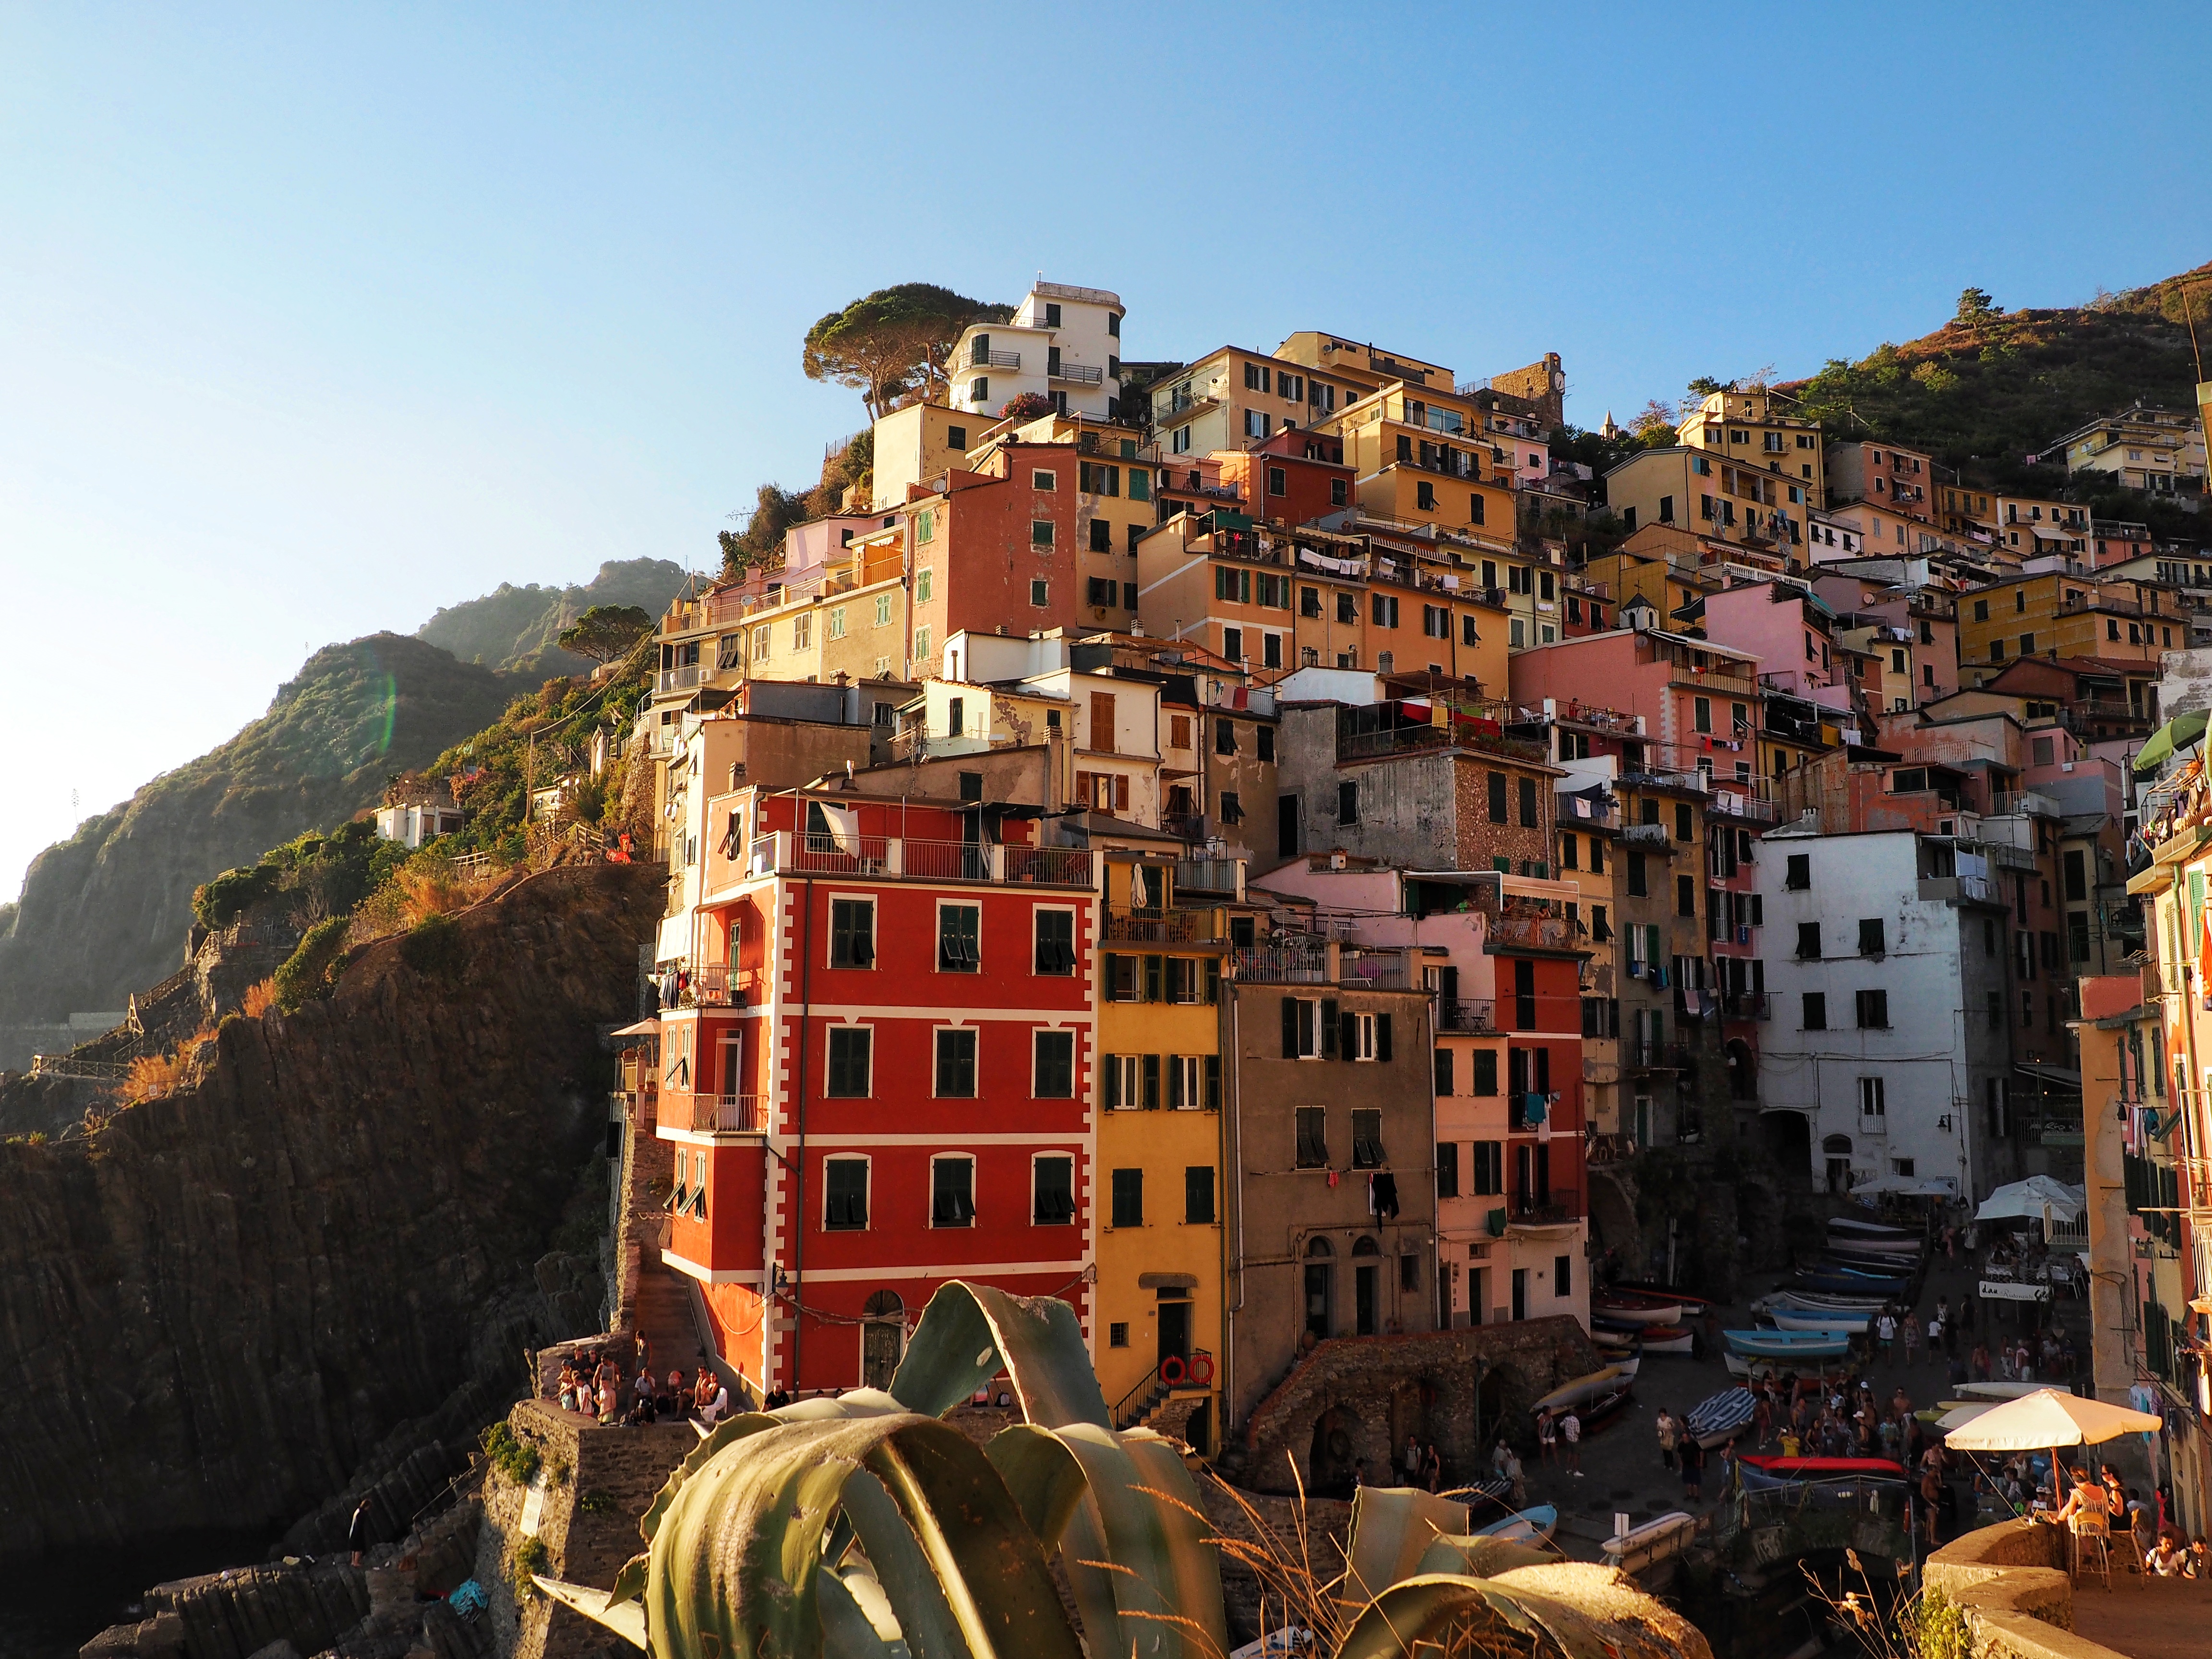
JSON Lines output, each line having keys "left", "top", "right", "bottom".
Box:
{"left": 1157, "top": 1298, "right": 1191, "bottom": 1370}
{"left": 1304, "top": 1261, "right": 1332, "bottom": 1341}
{"left": 863, "top": 1321, "right": 902, "bottom": 1391}
{"left": 1469, "top": 1266, "right": 1487, "bottom": 1326}
{"left": 1278, "top": 793, "right": 1300, "bottom": 858}
{"left": 1355, "top": 1266, "right": 1378, "bottom": 1336}
{"left": 1511, "top": 1268, "right": 1527, "bottom": 1322}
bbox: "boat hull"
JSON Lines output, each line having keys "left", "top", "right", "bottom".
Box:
{"left": 1589, "top": 1295, "right": 1682, "bottom": 1326}
{"left": 1473, "top": 1504, "right": 1558, "bottom": 1546}
{"left": 1768, "top": 1310, "right": 1870, "bottom": 1334}
{"left": 1724, "top": 1329, "right": 1852, "bottom": 1361}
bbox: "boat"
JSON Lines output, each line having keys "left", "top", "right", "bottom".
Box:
{"left": 1827, "top": 1216, "right": 1921, "bottom": 1241}
{"left": 1792, "top": 1268, "right": 1909, "bottom": 1296}
{"left": 1813, "top": 1257, "right": 1913, "bottom": 1284}
{"left": 1725, "top": 1353, "right": 1854, "bottom": 1386}
{"left": 1739, "top": 1455, "right": 1908, "bottom": 1481}
{"left": 1724, "top": 1329, "right": 1853, "bottom": 1361}
{"left": 1607, "top": 1280, "right": 1718, "bottom": 1310}
{"left": 1602, "top": 1511, "right": 1698, "bottom": 1573}
{"left": 1531, "top": 1361, "right": 1638, "bottom": 1415}
{"left": 1826, "top": 1235, "right": 1923, "bottom": 1261}
{"left": 1685, "top": 1387, "right": 1755, "bottom": 1448}
{"left": 1579, "top": 1381, "right": 1635, "bottom": 1430}
{"left": 1957, "top": 1381, "right": 2044, "bottom": 1400}
{"left": 1768, "top": 1308, "right": 1872, "bottom": 1334}
{"left": 1472, "top": 1503, "right": 1558, "bottom": 1546}
{"left": 1768, "top": 1289, "right": 1893, "bottom": 1315}
{"left": 1590, "top": 1291, "right": 1683, "bottom": 1325}
{"left": 1636, "top": 1325, "right": 1695, "bottom": 1356}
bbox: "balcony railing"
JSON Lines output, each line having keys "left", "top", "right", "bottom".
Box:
{"left": 1052, "top": 361, "right": 1104, "bottom": 385}
{"left": 1508, "top": 1188, "right": 1581, "bottom": 1226}
{"left": 1174, "top": 857, "right": 1240, "bottom": 896}
{"left": 1621, "top": 822, "right": 1672, "bottom": 846}
{"left": 1722, "top": 992, "right": 1769, "bottom": 1020}
{"left": 1104, "top": 906, "right": 1208, "bottom": 943}
{"left": 689, "top": 1093, "right": 766, "bottom": 1134}
{"left": 1483, "top": 911, "right": 1584, "bottom": 952}
{"left": 1231, "top": 946, "right": 1330, "bottom": 984}
{"left": 1990, "top": 791, "right": 2061, "bottom": 819}
{"left": 971, "top": 349, "right": 1021, "bottom": 370}
{"left": 680, "top": 963, "right": 763, "bottom": 1008}
{"left": 657, "top": 664, "right": 710, "bottom": 695}
{"left": 1435, "top": 999, "right": 1497, "bottom": 1033}
{"left": 744, "top": 831, "right": 1093, "bottom": 888}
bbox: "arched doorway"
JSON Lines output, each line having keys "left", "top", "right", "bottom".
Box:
{"left": 1304, "top": 1238, "right": 1334, "bottom": 1342}
{"left": 862, "top": 1290, "right": 904, "bottom": 1390}
{"left": 1352, "top": 1236, "right": 1381, "bottom": 1336}
{"left": 1822, "top": 1135, "right": 1853, "bottom": 1196}
{"left": 1725, "top": 1039, "right": 1756, "bottom": 1101}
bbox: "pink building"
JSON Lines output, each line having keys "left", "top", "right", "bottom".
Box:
{"left": 1508, "top": 627, "right": 1764, "bottom": 801}
{"left": 1698, "top": 581, "right": 1834, "bottom": 699}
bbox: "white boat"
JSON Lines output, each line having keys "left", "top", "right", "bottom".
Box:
{"left": 1636, "top": 1325, "right": 1695, "bottom": 1355}
{"left": 1772, "top": 1290, "right": 1892, "bottom": 1314}
{"left": 1531, "top": 1360, "right": 1637, "bottom": 1414}
{"left": 1769, "top": 1309, "right": 1871, "bottom": 1334}
{"left": 1825, "top": 1235, "right": 1923, "bottom": 1261}
{"left": 1602, "top": 1511, "right": 1698, "bottom": 1573}
{"left": 1827, "top": 1216, "right": 1921, "bottom": 1241}
{"left": 1726, "top": 1352, "right": 1854, "bottom": 1383}
{"left": 1590, "top": 1293, "right": 1683, "bottom": 1326}
{"left": 1957, "top": 1380, "right": 2044, "bottom": 1400}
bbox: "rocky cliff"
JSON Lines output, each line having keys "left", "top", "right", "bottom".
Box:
{"left": 0, "top": 861, "right": 663, "bottom": 1557}
{"left": 0, "top": 636, "right": 522, "bottom": 1066}
{"left": 414, "top": 556, "right": 688, "bottom": 678}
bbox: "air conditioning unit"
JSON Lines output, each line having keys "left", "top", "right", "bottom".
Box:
{"left": 1329, "top": 852, "right": 1348, "bottom": 869}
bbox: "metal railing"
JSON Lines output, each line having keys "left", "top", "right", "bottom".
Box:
{"left": 743, "top": 831, "right": 1093, "bottom": 888}
{"left": 657, "top": 664, "right": 710, "bottom": 695}
{"left": 1052, "top": 361, "right": 1104, "bottom": 385}
{"left": 1109, "top": 1347, "right": 1214, "bottom": 1430}
{"left": 1722, "top": 992, "right": 1769, "bottom": 1020}
{"left": 1508, "top": 1188, "right": 1581, "bottom": 1225}
{"left": 1103, "top": 907, "right": 1206, "bottom": 943}
{"left": 1174, "top": 858, "right": 1239, "bottom": 895}
{"left": 689, "top": 1093, "right": 766, "bottom": 1134}
{"left": 683, "top": 963, "right": 759, "bottom": 1008}
{"left": 1621, "top": 822, "right": 1672, "bottom": 846}
{"left": 971, "top": 349, "right": 1021, "bottom": 370}
{"left": 1435, "top": 999, "right": 1497, "bottom": 1033}
{"left": 1231, "top": 946, "right": 1330, "bottom": 984}
{"left": 1483, "top": 911, "right": 1583, "bottom": 951}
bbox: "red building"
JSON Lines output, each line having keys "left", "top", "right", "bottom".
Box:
{"left": 657, "top": 787, "right": 1097, "bottom": 1395}
{"left": 1217, "top": 427, "right": 1357, "bottom": 529}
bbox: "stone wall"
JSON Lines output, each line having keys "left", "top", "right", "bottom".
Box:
{"left": 1919, "top": 1519, "right": 2152, "bottom": 1659}
{"left": 1234, "top": 1316, "right": 1599, "bottom": 1494}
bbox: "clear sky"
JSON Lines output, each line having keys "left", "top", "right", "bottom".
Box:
{"left": 2, "top": 4, "right": 2206, "bottom": 904}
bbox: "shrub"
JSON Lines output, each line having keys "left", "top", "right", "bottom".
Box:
{"left": 240, "top": 978, "right": 277, "bottom": 1020}
{"left": 272, "top": 916, "right": 352, "bottom": 1012}
{"left": 480, "top": 1419, "right": 542, "bottom": 1486}
{"left": 510, "top": 1534, "right": 549, "bottom": 1601}
{"left": 577, "top": 1489, "right": 615, "bottom": 1515}
{"left": 192, "top": 863, "right": 279, "bottom": 930}
{"left": 399, "top": 912, "right": 464, "bottom": 978}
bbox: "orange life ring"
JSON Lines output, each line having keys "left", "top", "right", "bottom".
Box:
{"left": 1186, "top": 1352, "right": 1215, "bottom": 1386}
{"left": 1159, "top": 1355, "right": 1187, "bottom": 1386}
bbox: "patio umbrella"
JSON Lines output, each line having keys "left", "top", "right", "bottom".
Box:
{"left": 1940, "top": 1388, "right": 2162, "bottom": 1526}
{"left": 2134, "top": 708, "right": 2210, "bottom": 776}
{"left": 1973, "top": 1177, "right": 2086, "bottom": 1225}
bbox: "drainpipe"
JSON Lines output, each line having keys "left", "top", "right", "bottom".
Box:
{"left": 1224, "top": 986, "right": 1244, "bottom": 1434}
{"left": 790, "top": 871, "right": 817, "bottom": 1390}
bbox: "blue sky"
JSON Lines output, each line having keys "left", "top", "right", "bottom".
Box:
{"left": 1, "top": 4, "right": 2206, "bottom": 903}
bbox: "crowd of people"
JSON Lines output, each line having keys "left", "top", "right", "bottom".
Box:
{"left": 552, "top": 1343, "right": 775, "bottom": 1426}
{"left": 1866, "top": 1293, "right": 2080, "bottom": 1387}
{"left": 2039, "top": 1459, "right": 2208, "bottom": 1578}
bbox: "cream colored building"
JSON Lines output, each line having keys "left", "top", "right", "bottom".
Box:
{"left": 2050, "top": 402, "right": 2206, "bottom": 496}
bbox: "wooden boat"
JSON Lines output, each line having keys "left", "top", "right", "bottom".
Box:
{"left": 1725, "top": 1353, "right": 1854, "bottom": 1386}
{"left": 1768, "top": 1289, "right": 1892, "bottom": 1315}
{"left": 1636, "top": 1324, "right": 1695, "bottom": 1355}
{"left": 1602, "top": 1511, "right": 1697, "bottom": 1573}
{"left": 1685, "top": 1387, "right": 1755, "bottom": 1448}
{"left": 1579, "top": 1382, "right": 1635, "bottom": 1430}
{"left": 1725, "top": 1328, "right": 1852, "bottom": 1361}
{"left": 1531, "top": 1361, "right": 1638, "bottom": 1415}
{"left": 1768, "top": 1308, "right": 1871, "bottom": 1334}
{"left": 1826, "top": 1235, "right": 1923, "bottom": 1261}
{"left": 1793, "top": 1268, "right": 1909, "bottom": 1296}
{"left": 1591, "top": 1328, "right": 1640, "bottom": 1357}
{"left": 1607, "top": 1280, "right": 1717, "bottom": 1310}
{"left": 1827, "top": 1216, "right": 1921, "bottom": 1241}
{"left": 1472, "top": 1503, "right": 1558, "bottom": 1546}
{"left": 1740, "top": 1455, "right": 1907, "bottom": 1481}
{"left": 1590, "top": 1291, "right": 1683, "bottom": 1325}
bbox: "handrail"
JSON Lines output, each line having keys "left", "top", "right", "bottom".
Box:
{"left": 1109, "top": 1348, "right": 1214, "bottom": 1429}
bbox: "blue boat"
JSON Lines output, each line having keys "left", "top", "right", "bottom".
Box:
{"left": 1793, "top": 1268, "right": 1909, "bottom": 1296}
{"left": 1472, "top": 1503, "right": 1558, "bottom": 1546}
{"left": 1684, "top": 1387, "right": 1755, "bottom": 1448}
{"left": 1723, "top": 1328, "right": 1852, "bottom": 1361}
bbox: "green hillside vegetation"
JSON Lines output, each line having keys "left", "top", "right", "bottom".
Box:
{"left": 0, "top": 634, "right": 521, "bottom": 1046}
{"left": 415, "top": 556, "right": 690, "bottom": 675}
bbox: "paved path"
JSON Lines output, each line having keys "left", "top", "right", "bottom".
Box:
{"left": 2070, "top": 1574, "right": 2212, "bottom": 1659}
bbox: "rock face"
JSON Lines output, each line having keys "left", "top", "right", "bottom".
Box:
{"left": 414, "top": 557, "right": 687, "bottom": 679}
{"left": 0, "top": 635, "right": 521, "bottom": 1066}
{"left": 0, "top": 862, "right": 664, "bottom": 1557}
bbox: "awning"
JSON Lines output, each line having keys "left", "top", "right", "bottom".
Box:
{"left": 610, "top": 1017, "right": 662, "bottom": 1037}
{"left": 2133, "top": 708, "right": 2209, "bottom": 775}
{"left": 1973, "top": 1176, "right": 2086, "bottom": 1224}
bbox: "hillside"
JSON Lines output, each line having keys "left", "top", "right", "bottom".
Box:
{"left": 1783, "top": 261, "right": 2211, "bottom": 484}
{"left": 0, "top": 635, "right": 519, "bottom": 1065}
{"left": 414, "top": 555, "right": 690, "bottom": 674}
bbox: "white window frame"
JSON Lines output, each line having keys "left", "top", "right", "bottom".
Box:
{"left": 916, "top": 567, "right": 934, "bottom": 604}
{"left": 1169, "top": 1053, "right": 1202, "bottom": 1110}
{"left": 932, "top": 1024, "right": 980, "bottom": 1099}
{"left": 875, "top": 593, "right": 894, "bottom": 627}
{"left": 1033, "top": 468, "right": 1057, "bottom": 491}
{"left": 1348, "top": 1010, "right": 1378, "bottom": 1062}
{"left": 793, "top": 612, "right": 812, "bottom": 650}
{"left": 827, "top": 606, "right": 846, "bottom": 639}
{"left": 1031, "top": 1151, "right": 1077, "bottom": 1226}
{"left": 929, "top": 1153, "right": 977, "bottom": 1228}
{"left": 822, "top": 1154, "right": 871, "bottom": 1231}
{"left": 936, "top": 898, "right": 983, "bottom": 974}
{"left": 1103, "top": 1052, "right": 1140, "bottom": 1109}
{"left": 1858, "top": 1075, "right": 1886, "bottom": 1127}
{"left": 1290, "top": 996, "right": 1321, "bottom": 1058}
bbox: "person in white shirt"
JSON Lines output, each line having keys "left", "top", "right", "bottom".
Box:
{"left": 1561, "top": 1410, "right": 1583, "bottom": 1476}
{"left": 1876, "top": 1311, "right": 1898, "bottom": 1360}
{"left": 698, "top": 1379, "right": 731, "bottom": 1426}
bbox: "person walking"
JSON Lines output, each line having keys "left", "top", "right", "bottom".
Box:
{"left": 1752, "top": 1391, "right": 1774, "bottom": 1451}
{"left": 1403, "top": 1434, "right": 1422, "bottom": 1486}
{"left": 1561, "top": 1409, "right": 1583, "bottom": 1477}
{"left": 1875, "top": 1310, "right": 1897, "bottom": 1361}
{"left": 348, "top": 1498, "right": 374, "bottom": 1567}
{"left": 1901, "top": 1313, "right": 1922, "bottom": 1368}
{"left": 1537, "top": 1408, "right": 1559, "bottom": 1468}
{"left": 1680, "top": 1435, "right": 1707, "bottom": 1503}
{"left": 1656, "top": 1406, "right": 1680, "bottom": 1472}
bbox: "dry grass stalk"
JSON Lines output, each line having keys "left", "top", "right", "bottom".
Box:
{"left": 118, "top": 1026, "right": 217, "bottom": 1104}
{"left": 240, "top": 978, "right": 276, "bottom": 1019}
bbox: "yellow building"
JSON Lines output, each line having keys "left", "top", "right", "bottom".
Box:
{"left": 1317, "top": 383, "right": 1518, "bottom": 542}
{"left": 868, "top": 401, "right": 986, "bottom": 510}
{"left": 1603, "top": 445, "right": 1819, "bottom": 553}
{"left": 1677, "top": 386, "right": 1827, "bottom": 501}
{"left": 1990, "top": 495, "right": 2091, "bottom": 560}
{"left": 1092, "top": 847, "right": 1250, "bottom": 1454}
{"left": 1957, "top": 572, "right": 2177, "bottom": 685}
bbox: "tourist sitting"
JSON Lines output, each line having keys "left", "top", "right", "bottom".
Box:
{"left": 698, "top": 1374, "right": 731, "bottom": 1427}
{"left": 624, "top": 1392, "right": 657, "bottom": 1427}
{"left": 2147, "top": 1534, "right": 2188, "bottom": 1576}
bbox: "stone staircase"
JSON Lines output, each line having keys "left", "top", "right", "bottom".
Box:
{"left": 632, "top": 1255, "right": 712, "bottom": 1381}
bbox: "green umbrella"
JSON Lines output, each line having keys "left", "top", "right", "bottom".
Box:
{"left": 2134, "top": 708, "right": 2209, "bottom": 776}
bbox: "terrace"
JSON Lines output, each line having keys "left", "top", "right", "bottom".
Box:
{"left": 744, "top": 831, "right": 1094, "bottom": 888}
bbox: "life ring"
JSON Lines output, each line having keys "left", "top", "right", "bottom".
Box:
{"left": 1159, "top": 1355, "right": 1187, "bottom": 1386}
{"left": 1186, "top": 1352, "right": 1215, "bottom": 1386}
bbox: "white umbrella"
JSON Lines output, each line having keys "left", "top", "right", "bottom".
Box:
{"left": 1936, "top": 1402, "right": 1997, "bottom": 1432}
{"left": 1973, "top": 1177, "right": 2086, "bottom": 1225}
{"left": 1939, "top": 1389, "right": 2159, "bottom": 1453}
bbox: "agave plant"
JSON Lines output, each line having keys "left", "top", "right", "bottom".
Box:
{"left": 538, "top": 1283, "right": 1707, "bottom": 1659}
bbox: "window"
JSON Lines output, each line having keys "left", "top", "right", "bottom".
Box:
{"left": 824, "top": 1158, "right": 869, "bottom": 1230}
{"left": 1336, "top": 592, "right": 1358, "bottom": 623}
{"left": 1486, "top": 770, "right": 1508, "bottom": 823}
{"left": 1108, "top": 1323, "right": 1128, "bottom": 1348}
{"left": 827, "top": 1027, "right": 872, "bottom": 1097}
{"left": 1675, "top": 804, "right": 1693, "bottom": 842}
{"left": 1471, "top": 1140, "right": 1503, "bottom": 1194}
{"left": 1559, "top": 833, "right": 1577, "bottom": 871}
{"left": 1416, "top": 481, "right": 1436, "bottom": 511}
{"left": 1857, "top": 917, "right": 1885, "bottom": 957}
{"left": 875, "top": 594, "right": 893, "bottom": 627}
{"left": 1351, "top": 1108, "right": 1385, "bottom": 1168}
{"left": 1215, "top": 718, "right": 1237, "bottom": 756}
{"left": 1034, "top": 1030, "right": 1074, "bottom": 1098}
{"left": 1088, "top": 518, "right": 1112, "bottom": 554}
{"left": 1372, "top": 594, "right": 1400, "bottom": 628}
{"left": 1033, "top": 1155, "right": 1075, "bottom": 1225}
{"left": 828, "top": 607, "right": 847, "bottom": 639}
{"left": 1796, "top": 922, "right": 1821, "bottom": 959}
{"left": 1434, "top": 1046, "right": 1455, "bottom": 1094}
{"left": 932, "top": 1157, "right": 975, "bottom": 1227}
{"left": 1859, "top": 1077, "right": 1886, "bottom": 1122}
{"left": 1785, "top": 853, "right": 1811, "bottom": 890}
{"left": 793, "top": 612, "right": 812, "bottom": 651}
{"left": 1034, "top": 908, "right": 1075, "bottom": 974}
{"left": 1518, "top": 776, "right": 1539, "bottom": 828}
{"left": 1855, "top": 988, "right": 1889, "bottom": 1029}
{"left": 1110, "top": 1168, "right": 1143, "bottom": 1228}
{"left": 1802, "top": 992, "right": 1827, "bottom": 1030}
{"left": 1031, "top": 520, "right": 1054, "bottom": 549}
{"left": 1694, "top": 697, "right": 1711, "bottom": 734}
{"left": 1338, "top": 781, "right": 1359, "bottom": 825}
{"left": 938, "top": 902, "right": 981, "bottom": 972}
{"left": 1676, "top": 875, "right": 1696, "bottom": 918}
{"left": 1032, "top": 469, "right": 1056, "bottom": 491}
{"left": 1330, "top": 478, "right": 1348, "bottom": 506}
{"left": 1257, "top": 726, "right": 1275, "bottom": 763}
{"left": 1436, "top": 1141, "right": 1460, "bottom": 1197}
{"left": 1185, "top": 1166, "right": 1215, "bottom": 1225}
{"left": 1468, "top": 493, "right": 1485, "bottom": 524}
{"left": 1101, "top": 1052, "right": 1138, "bottom": 1109}
{"left": 1295, "top": 1106, "right": 1328, "bottom": 1167}
{"left": 1165, "top": 957, "right": 1205, "bottom": 1005}
{"left": 1627, "top": 852, "right": 1647, "bottom": 898}
{"left": 1268, "top": 466, "right": 1287, "bottom": 496}
{"left": 831, "top": 898, "right": 876, "bottom": 968}
{"left": 935, "top": 1028, "right": 978, "bottom": 1097}
{"left": 1554, "top": 1255, "right": 1571, "bottom": 1298}
{"left": 1087, "top": 576, "right": 1118, "bottom": 607}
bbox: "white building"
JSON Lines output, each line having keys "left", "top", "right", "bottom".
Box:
{"left": 948, "top": 280, "right": 1125, "bottom": 421}
{"left": 373, "top": 801, "right": 465, "bottom": 848}
{"left": 1756, "top": 825, "right": 2020, "bottom": 1205}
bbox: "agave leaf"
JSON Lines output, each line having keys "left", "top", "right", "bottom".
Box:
{"left": 1343, "top": 1488, "right": 1471, "bottom": 1602}
{"left": 643, "top": 1391, "right": 910, "bottom": 1546}
{"left": 1052, "top": 1423, "right": 1228, "bottom": 1659}
{"left": 820, "top": 1564, "right": 900, "bottom": 1659}
{"left": 1413, "top": 1533, "right": 1552, "bottom": 1578}
{"left": 832, "top": 1561, "right": 912, "bottom": 1659}
{"left": 889, "top": 1281, "right": 1110, "bottom": 1427}
{"left": 839, "top": 1467, "right": 973, "bottom": 1659}
{"left": 1338, "top": 1569, "right": 1686, "bottom": 1659}
{"left": 532, "top": 1575, "right": 648, "bottom": 1645}
{"left": 644, "top": 1411, "right": 1082, "bottom": 1659}
{"left": 1116, "top": 1429, "right": 1230, "bottom": 1658}
{"left": 984, "top": 1423, "right": 1090, "bottom": 1549}
{"left": 606, "top": 1550, "right": 649, "bottom": 1608}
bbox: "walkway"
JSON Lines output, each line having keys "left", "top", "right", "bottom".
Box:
{"left": 632, "top": 1255, "right": 712, "bottom": 1382}
{"left": 2069, "top": 1574, "right": 2212, "bottom": 1659}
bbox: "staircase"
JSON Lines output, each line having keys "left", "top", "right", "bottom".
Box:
{"left": 633, "top": 1257, "right": 711, "bottom": 1381}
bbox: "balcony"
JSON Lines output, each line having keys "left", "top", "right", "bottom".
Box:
{"left": 680, "top": 963, "right": 763, "bottom": 1008}
{"left": 688, "top": 1092, "right": 766, "bottom": 1134}
{"left": 1435, "top": 999, "right": 1497, "bottom": 1033}
{"left": 1230, "top": 945, "right": 1330, "bottom": 984}
{"left": 971, "top": 349, "right": 1021, "bottom": 371}
{"left": 1507, "top": 1188, "right": 1581, "bottom": 1226}
{"left": 1484, "top": 910, "right": 1585, "bottom": 952}
{"left": 1051, "top": 361, "right": 1104, "bottom": 385}
{"left": 1722, "top": 992, "right": 1769, "bottom": 1020}
{"left": 657, "top": 663, "right": 710, "bottom": 695}
{"left": 744, "top": 831, "right": 1094, "bottom": 889}
{"left": 1103, "top": 906, "right": 1211, "bottom": 944}
{"left": 1175, "top": 857, "right": 1241, "bottom": 896}
{"left": 1707, "top": 790, "right": 1780, "bottom": 823}
{"left": 1990, "top": 791, "right": 2060, "bottom": 819}
{"left": 1621, "top": 822, "right": 1672, "bottom": 847}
